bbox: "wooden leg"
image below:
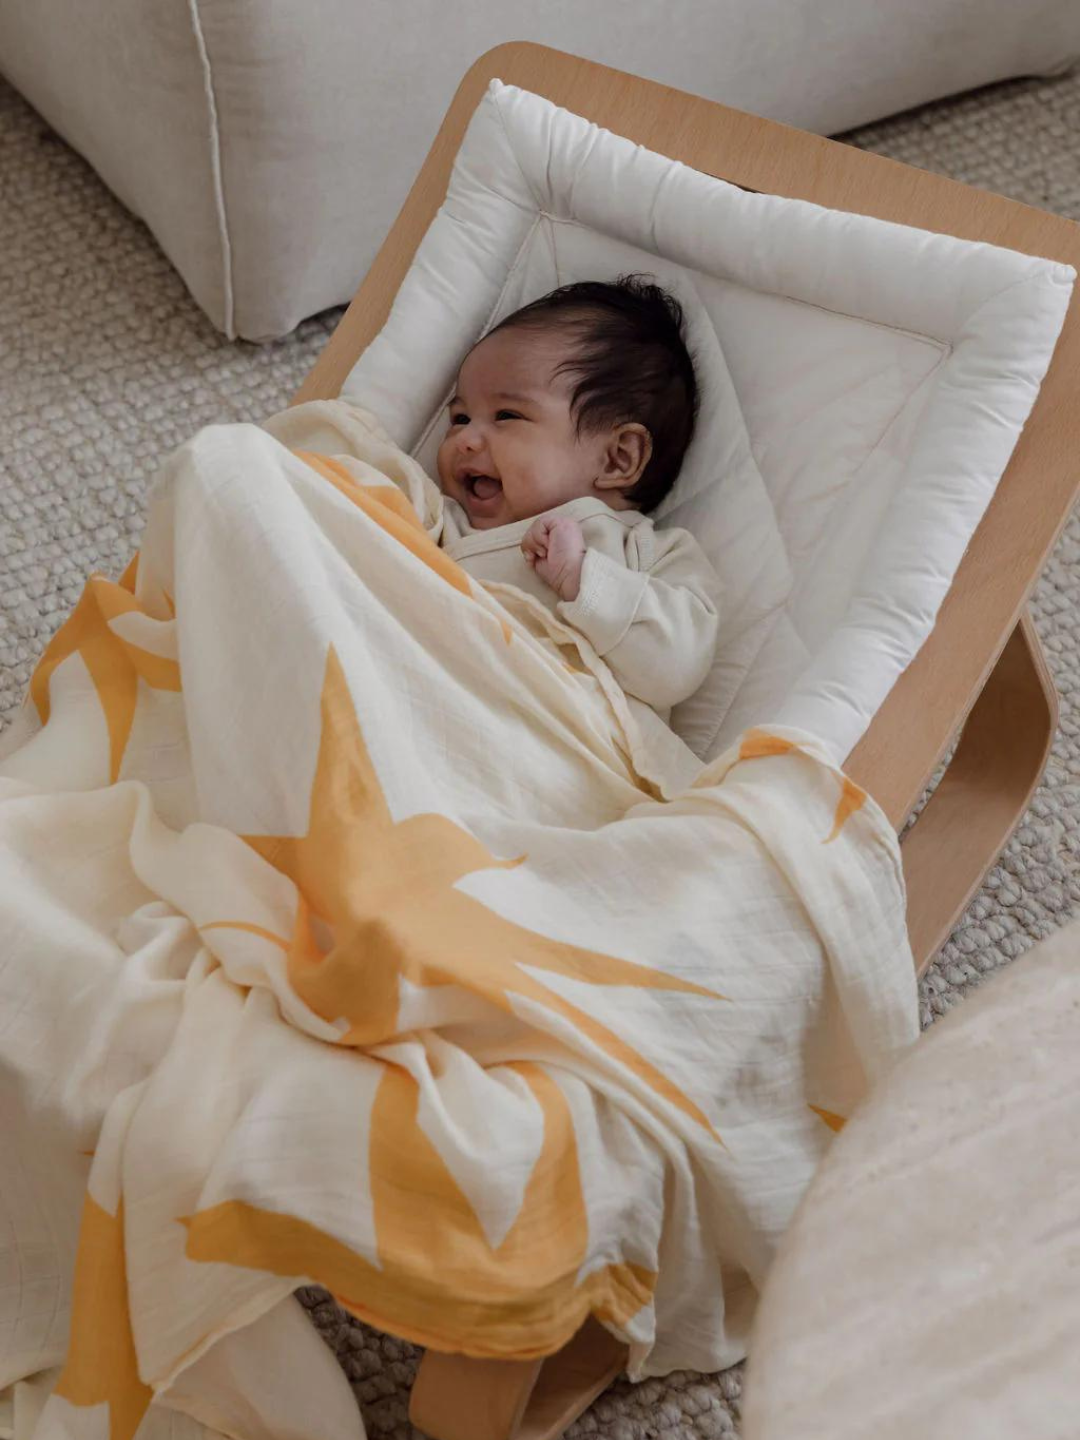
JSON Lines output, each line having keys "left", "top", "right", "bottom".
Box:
{"left": 408, "top": 1318, "right": 628, "bottom": 1440}
{"left": 900, "top": 609, "right": 1057, "bottom": 977}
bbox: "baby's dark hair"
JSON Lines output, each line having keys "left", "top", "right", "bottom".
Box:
{"left": 487, "top": 273, "right": 699, "bottom": 512}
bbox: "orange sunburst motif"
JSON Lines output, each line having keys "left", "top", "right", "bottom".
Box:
{"left": 191, "top": 443, "right": 728, "bottom": 1358}
{"left": 28, "top": 552, "right": 180, "bottom": 782}
{"left": 808, "top": 1104, "right": 847, "bottom": 1133}
{"left": 205, "top": 642, "right": 726, "bottom": 1135}
{"left": 738, "top": 728, "right": 867, "bottom": 844}
{"left": 190, "top": 639, "right": 728, "bottom": 1357}
{"left": 297, "top": 448, "right": 518, "bottom": 643}
{"left": 824, "top": 775, "right": 867, "bottom": 843}
{"left": 180, "top": 1060, "right": 658, "bottom": 1359}
{"left": 295, "top": 449, "right": 474, "bottom": 597}
{"left": 53, "top": 1194, "right": 152, "bottom": 1440}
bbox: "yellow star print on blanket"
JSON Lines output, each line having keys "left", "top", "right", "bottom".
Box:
{"left": 0, "top": 399, "right": 919, "bottom": 1440}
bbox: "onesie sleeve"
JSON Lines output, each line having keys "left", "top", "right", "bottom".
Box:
{"left": 556, "top": 525, "right": 721, "bottom": 709}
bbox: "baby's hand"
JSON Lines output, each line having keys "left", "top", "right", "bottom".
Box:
{"left": 521, "top": 516, "right": 586, "bottom": 602}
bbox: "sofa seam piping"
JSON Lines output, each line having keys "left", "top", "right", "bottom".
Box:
{"left": 186, "top": 0, "right": 236, "bottom": 337}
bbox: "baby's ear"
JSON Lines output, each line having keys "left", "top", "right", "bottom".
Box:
{"left": 595, "top": 423, "right": 652, "bottom": 492}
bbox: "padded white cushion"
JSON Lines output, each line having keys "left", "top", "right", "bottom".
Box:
{"left": 341, "top": 80, "right": 1075, "bottom": 763}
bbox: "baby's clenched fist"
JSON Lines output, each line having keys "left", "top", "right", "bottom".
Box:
{"left": 521, "top": 515, "right": 586, "bottom": 602}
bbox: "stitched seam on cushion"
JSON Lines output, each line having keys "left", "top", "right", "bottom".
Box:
{"left": 186, "top": 0, "right": 235, "bottom": 337}
{"left": 780, "top": 347, "right": 952, "bottom": 623}
{"left": 410, "top": 212, "right": 544, "bottom": 461}
{"left": 539, "top": 214, "right": 1067, "bottom": 348}
{"left": 477, "top": 211, "right": 545, "bottom": 342}
{"left": 960, "top": 268, "right": 1070, "bottom": 331}
{"left": 491, "top": 85, "right": 546, "bottom": 213}
{"left": 696, "top": 606, "right": 792, "bottom": 762}
{"left": 539, "top": 213, "right": 953, "bottom": 354}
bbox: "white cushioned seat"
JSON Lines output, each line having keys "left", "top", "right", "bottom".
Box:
{"left": 340, "top": 81, "right": 1074, "bottom": 763}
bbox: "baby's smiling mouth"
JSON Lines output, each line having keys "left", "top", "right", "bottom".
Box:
{"left": 463, "top": 473, "right": 502, "bottom": 503}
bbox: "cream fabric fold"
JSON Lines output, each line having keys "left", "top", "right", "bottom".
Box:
{"left": 0, "top": 399, "right": 919, "bottom": 1440}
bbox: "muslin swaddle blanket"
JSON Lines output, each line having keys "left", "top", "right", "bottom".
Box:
{"left": 0, "top": 398, "right": 919, "bottom": 1440}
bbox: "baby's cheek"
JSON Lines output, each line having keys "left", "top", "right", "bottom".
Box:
{"left": 434, "top": 441, "right": 453, "bottom": 487}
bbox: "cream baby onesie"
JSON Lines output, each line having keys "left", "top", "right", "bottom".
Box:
{"left": 441, "top": 495, "right": 721, "bottom": 721}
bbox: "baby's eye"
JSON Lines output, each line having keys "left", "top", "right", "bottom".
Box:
{"left": 449, "top": 412, "right": 469, "bottom": 426}
{"left": 496, "top": 410, "right": 521, "bottom": 421}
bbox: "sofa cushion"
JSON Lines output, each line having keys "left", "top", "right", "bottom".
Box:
{"left": 1, "top": 0, "right": 1077, "bottom": 340}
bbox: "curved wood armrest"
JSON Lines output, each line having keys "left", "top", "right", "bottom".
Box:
{"left": 900, "top": 610, "right": 1057, "bottom": 977}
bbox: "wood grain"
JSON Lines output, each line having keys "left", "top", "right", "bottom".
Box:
{"left": 903, "top": 610, "right": 1057, "bottom": 976}
{"left": 408, "top": 1318, "right": 626, "bottom": 1440}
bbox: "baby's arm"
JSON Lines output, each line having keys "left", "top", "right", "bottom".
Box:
{"left": 526, "top": 520, "right": 720, "bottom": 710}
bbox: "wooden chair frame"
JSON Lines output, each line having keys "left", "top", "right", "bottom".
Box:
{"left": 292, "top": 42, "right": 1080, "bottom": 1440}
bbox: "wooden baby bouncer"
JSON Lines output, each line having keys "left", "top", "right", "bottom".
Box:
{"left": 293, "top": 41, "right": 1080, "bottom": 1440}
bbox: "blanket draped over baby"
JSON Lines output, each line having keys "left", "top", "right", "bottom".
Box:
{"left": 0, "top": 399, "right": 919, "bottom": 1440}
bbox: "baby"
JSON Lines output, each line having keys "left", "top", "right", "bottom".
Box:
{"left": 435, "top": 274, "right": 720, "bottom": 719}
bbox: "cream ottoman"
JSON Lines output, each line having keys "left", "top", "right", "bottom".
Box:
{"left": 0, "top": 3, "right": 1077, "bottom": 342}
{"left": 741, "top": 918, "right": 1080, "bottom": 1440}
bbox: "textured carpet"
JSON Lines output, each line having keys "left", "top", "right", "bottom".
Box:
{"left": 2, "top": 59, "right": 1079, "bottom": 1440}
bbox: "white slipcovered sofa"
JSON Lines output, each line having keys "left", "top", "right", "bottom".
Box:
{"left": 1, "top": 0, "right": 1077, "bottom": 342}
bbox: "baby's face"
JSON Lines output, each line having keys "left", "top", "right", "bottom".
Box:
{"left": 436, "top": 327, "right": 614, "bottom": 530}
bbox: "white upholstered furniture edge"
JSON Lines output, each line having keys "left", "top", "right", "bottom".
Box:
{"left": 0, "top": 0, "right": 1078, "bottom": 340}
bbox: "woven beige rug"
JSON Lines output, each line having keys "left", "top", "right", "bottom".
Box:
{"left": 2, "top": 61, "right": 1078, "bottom": 1440}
